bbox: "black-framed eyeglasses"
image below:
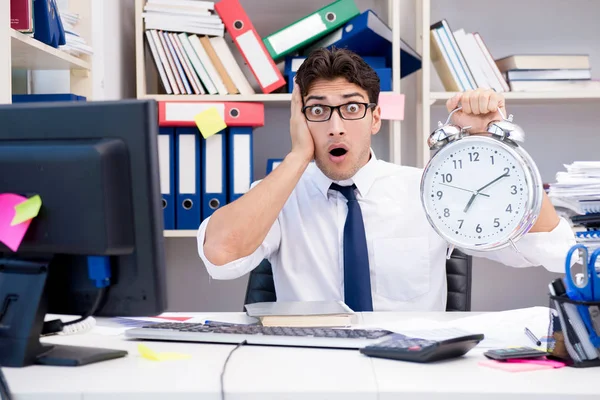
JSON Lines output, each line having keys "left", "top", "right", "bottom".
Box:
{"left": 302, "top": 102, "right": 377, "bottom": 122}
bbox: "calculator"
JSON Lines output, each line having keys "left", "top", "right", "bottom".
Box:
{"left": 483, "top": 347, "right": 549, "bottom": 360}
{"left": 359, "top": 331, "right": 484, "bottom": 363}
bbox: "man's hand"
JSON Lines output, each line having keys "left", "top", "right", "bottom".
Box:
{"left": 446, "top": 88, "right": 507, "bottom": 133}
{"left": 290, "top": 82, "right": 315, "bottom": 162}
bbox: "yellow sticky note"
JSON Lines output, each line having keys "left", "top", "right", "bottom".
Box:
{"left": 11, "top": 195, "right": 42, "bottom": 226}
{"left": 194, "top": 107, "right": 227, "bottom": 139}
{"left": 137, "top": 343, "right": 191, "bottom": 361}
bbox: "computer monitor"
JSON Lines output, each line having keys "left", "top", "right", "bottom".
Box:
{"left": 0, "top": 99, "right": 168, "bottom": 367}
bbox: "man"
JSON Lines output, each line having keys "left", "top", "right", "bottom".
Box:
{"left": 197, "top": 47, "right": 574, "bottom": 311}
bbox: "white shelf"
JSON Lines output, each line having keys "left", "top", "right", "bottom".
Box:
{"left": 141, "top": 93, "right": 292, "bottom": 104}
{"left": 164, "top": 230, "right": 197, "bottom": 238}
{"left": 10, "top": 29, "right": 90, "bottom": 70}
{"left": 430, "top": 91, "right": 600, "bottom": 105}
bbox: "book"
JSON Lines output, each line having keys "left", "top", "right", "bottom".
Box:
{"left": 244, "top": 301, "right": 354, "bottom": 327}
{"left": 495, "top": 54, "right": 590, "bottom": 72}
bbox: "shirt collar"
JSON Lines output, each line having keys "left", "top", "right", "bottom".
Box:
{"left": 311, "top": 148, "right": 379, "bottom": 199}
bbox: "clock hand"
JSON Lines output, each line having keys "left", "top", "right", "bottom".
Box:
{"left": 475, "top": 171, "right": 510, "bottom": 193}
{"left": 464, "top": 171, "right": 510, "bottom": 213}
{"left": 439, "top": 183, "right": 490, "bottom": 197}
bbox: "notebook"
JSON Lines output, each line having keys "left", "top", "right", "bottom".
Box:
{"left": 244, "top": 301, "right": 354, "bottom": 327}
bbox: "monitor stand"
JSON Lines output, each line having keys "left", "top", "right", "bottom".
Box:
{"left": 0, "top": 258, "right": 127, "bottom": 367}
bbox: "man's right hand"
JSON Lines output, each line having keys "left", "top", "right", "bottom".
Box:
{"left": 290, "top": 82, "right": 315, "bottom": 162}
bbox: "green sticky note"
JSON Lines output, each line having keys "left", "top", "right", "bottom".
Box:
{"left": 11, "top": 195, "right": 42, "bottom": 226}
{"left": 194, "top": 107, "right": 226, "bottom": 139}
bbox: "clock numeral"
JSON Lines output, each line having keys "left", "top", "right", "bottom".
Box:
{"left": 441, "top": 173, "right": 453, "bottom": 183}
{"left": 469, "top": 152, "right": 480, "bottom": 162}
{"left": 506, "top": 204, "right": 513, "bottom": 213}
{"left": 511, "top": 185, "right": 517, "bottom": 195}
{"left": 436, "top": 190, "right": 443, "bottom": 199}
{"left": 490, "top": 155, "right": 495, "bottom": 165}
{"left": 458, "top": 219, "right": 464, "bottom": 229}
{"left": 444, "top": 208, "right": 450, "bottom": 218}
{"left": 494, "top": 218, "right": 500, "bottom": 228}
{"left": 476, "top": 224, "right": 482, "bottom": 233}
{"left": 452, "top": 159, "right": 463, "bottom": 169}
{"left": 503, "top": 167, "right": 510, "bottom": 175}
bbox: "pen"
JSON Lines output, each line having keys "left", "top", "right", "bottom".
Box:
{"left": 525, "top": 327, "right": 541, "bottom": 346}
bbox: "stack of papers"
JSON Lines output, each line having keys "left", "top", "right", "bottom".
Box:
{"left": 548, "top": 162, "right": 600, "bottom": 215}
{"left": 362, "top": 307, "right": 552, "bottom": 349}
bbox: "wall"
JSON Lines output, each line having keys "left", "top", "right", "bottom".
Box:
{"left": 30, "top": 0, "right": 599, "bottom": 312}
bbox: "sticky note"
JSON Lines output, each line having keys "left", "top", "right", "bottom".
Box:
{"left": 194, "top": 107, "right": 226, "bottom": 139}
{"left": 11, "top": 195, "right": 42, "bottom": 226}
{"left": 0, "top": 193, "right": 33, "bottom": 252}
{"left": 378, "top": 93, "right": 405, "bottom": 121}
{"left": 478, "top": 359, "right": 554, "bottom": 372}
{"left": 137, "top": 343, "right": 192, "bottom": 361}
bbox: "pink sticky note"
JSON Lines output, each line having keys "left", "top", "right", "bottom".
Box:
{"left": 378, "top": 93, "right": 405, "bottom": 121}
{"left": 478, "top": 359, "right": 554, "bottom": 372}
{"left": 0, "top": 193, "right": 33, "bottom": 252}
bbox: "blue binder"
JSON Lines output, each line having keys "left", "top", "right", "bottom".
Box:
{"left": 33, "top": 0, "right": 66, "bottom": 48}
{"left": 285, "top": 56, "right": 388, "bottom": 92}
{"left": 12, "top": 94, "right": 87, "bottom": 103}
{"left": 158, "top": 127, "right": 176, "bottom": 230}
{"left": 303, "top": 10, "right": 421, "bottom": 77}
{"left": 202, "top": 130, "right": 227, "bottom": 220}
{"left": 266, "top": 158, "right": 284, "bottom": 175}
{"left": 175, "top": 128, "right": 201, "bottom": 230}
{"left": 227, "top": 127, "right": 253, "bottom": 203}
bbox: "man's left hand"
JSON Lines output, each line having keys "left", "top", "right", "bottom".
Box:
{"left": 445, "top": 88, "right": 507, "bottom": 133}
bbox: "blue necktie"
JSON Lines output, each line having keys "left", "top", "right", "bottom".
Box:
{"left": 330, "top": 183, "right": 373, "bottom": 312}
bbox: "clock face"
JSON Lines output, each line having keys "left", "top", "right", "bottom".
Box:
{"left": 421, "top": 136, "right": 533, "bottom": 250}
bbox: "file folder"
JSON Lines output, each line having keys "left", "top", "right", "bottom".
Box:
{"left": 304, "top": 10, "right": 422, "bottom": 78}
{"left": 158, "top": 127, "right": 176, "bottom": 230}
{"left": 202, "top": 130, "right": 227, "bottom": 220}
{"left": 227, "top": 127, "right": 253, "bottom": 203}
{"left": 266, "top": 158, "right": 284, "bottom": 175}
{"left": 175, "top": 128, "right": 202, "bottom": 230}
{"left": 263, "top": 0, "right": 360, "bottom": 61}
{"left": 158, "top": 101, "right": 264, "bottom": 128}
{"left": 215, "top": 0, "right": 286, "bottom": 94}
{"left": 33, "top": 0, "right": 65, "bottom": 48}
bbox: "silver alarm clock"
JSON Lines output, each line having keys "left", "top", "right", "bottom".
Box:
{"left": 420, "top": 107, "right": 543, "bottom": 255}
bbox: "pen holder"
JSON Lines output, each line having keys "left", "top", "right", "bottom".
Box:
{"left": 547, "top": 294, "right": 600, "bottom": 368}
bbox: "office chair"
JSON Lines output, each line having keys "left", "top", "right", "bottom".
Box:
{"left": 244, "top": 249, "right": 472, "bottom": 312}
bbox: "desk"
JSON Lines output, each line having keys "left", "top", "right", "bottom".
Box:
{"left": 4, "top": 312, "right": 600, "bottom": 399}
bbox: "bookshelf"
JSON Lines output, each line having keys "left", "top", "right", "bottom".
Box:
{"left": 0, "top": 1, "right": 94, "bottom": 104}
{"left": 135, "top": 0, "right": 403, "bottom": 162}
{"left": 416, "top": 0, "right": 600, "bottom": 168}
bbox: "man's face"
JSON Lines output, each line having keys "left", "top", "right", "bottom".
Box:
{"left": 303, "top": 77, "right": 381, "bottom": 181}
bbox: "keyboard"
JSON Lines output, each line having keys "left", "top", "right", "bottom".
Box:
{"left": 124, "top": 322, "right": 394, "bottom": 349}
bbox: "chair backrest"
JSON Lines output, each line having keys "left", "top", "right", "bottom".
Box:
{"left": 244, "top": 249, "right": 472, "bottom": 311}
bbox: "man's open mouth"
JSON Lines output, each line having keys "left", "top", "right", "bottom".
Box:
{"left": 329, "top": 148, "right": 348, "bottom": 157}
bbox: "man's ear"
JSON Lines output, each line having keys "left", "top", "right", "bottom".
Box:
{"left": 371, "top": 104, "right": 382, "bottom": 135}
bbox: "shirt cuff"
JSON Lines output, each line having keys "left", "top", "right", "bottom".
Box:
{"left": 196, "top": 216, "right": 274, "bottom": 280}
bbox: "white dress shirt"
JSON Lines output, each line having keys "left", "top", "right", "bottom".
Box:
{"left": 197, "top": 150, "right": 575, "bottom": 311}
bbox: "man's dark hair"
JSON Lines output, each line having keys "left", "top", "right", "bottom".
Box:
{"left": 295, "top": 47, "right": 380, "bottom": 104}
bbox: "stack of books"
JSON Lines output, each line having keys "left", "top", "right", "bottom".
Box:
{"left": 430, "top": 19, "right": 599, "bottom": 93}
{"left": 495, "top": 55, "right": 600, "bottom": 92}
{"left": 59, "top": 10, "right": 93, "bottom": 57}
{"left": 143, "top": 0, "right": 421, "bottom": 96}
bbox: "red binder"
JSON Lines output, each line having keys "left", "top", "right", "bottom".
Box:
{"left": 158, "top": 101, "right": 265, "bottom": 127}
{"left": 214, "top": 0, "right": 286, "bottom": 94}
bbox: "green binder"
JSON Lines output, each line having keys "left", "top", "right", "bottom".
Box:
{"left": 262, "top": 0, "right": 360, "bottom": 61}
